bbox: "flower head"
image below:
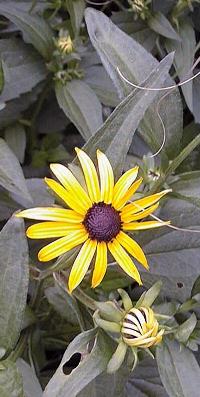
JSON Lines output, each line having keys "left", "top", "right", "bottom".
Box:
{"left": 94, "top": 283, "right": 165, "bottom": 373}
{"left": 16, "top": 148, "right": 170, "bottom": 293}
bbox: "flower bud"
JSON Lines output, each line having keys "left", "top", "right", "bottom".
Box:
{"left": 121, "top": 306, "right": 164, "bottom": 348}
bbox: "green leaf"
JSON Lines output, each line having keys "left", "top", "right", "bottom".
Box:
{"left": 45, "top": 283, "right": 85, "bottom": 329}
{"left": 55, "top": 80, "right": 103, "bottom": 141}
{"left": 0, "top": 359, "right": 24, "bottom": 397}
{"left": 66, "top": 0, "right": 85, "bottom": 35}
{"left": 148, "top": 12, "right": 181, "bottom": 40}
{"left": 175, "top": 313, "right": 197, "bottom": 344}
{"left": 0, "top": 60, "right": 4, "bottom": 94}
{"left": 0, "top": 38, "right": 47, "bottom": 102}
{"left": 0, "top": 82, "right": 44, "bottom": 130}
{"left": 5, "top": 122, "right": 26, "bottom": 164}
{"left": 166, "top": 20, "right": 196, "bottom": 113}
{"left": 17, "top": 359, "right": 42, "bottom": 397}
{"left": 191, "top": 275, "right": 200, "bottom": 297}
{"left": 85, "top": 8, "right": 183, "bottom": 159}
{"left": 84, "top": 66, "right": 119, "bottom": 107}
{"left": 0, "top": 217, "right": 29, "bottom": 353}
{"left": 127, "top": 357, "right": 168, "bottom": 397}
{"left": 0, "top": 138, "right": 32, "bottom": 201}
{"left": 0, "top": 2, "right": 54, "bottom": 59}
{"left": 156, "top": 339, "right": 200, "bottom": 397}
{"left": 43, "top": 329, "right": 114, "bottom": 397}
{"left": 77, "top": 53, "right": 174, "bottom": 177}
{"left": 78, "top": 365, "right": 130, "bottom": 397}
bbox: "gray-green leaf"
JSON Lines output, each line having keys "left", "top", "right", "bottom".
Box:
{"left": 55, "top": 80, "right": 103, "bottom": 141}
{"left": 0, "top": 138, "right": 32, "bottom": 201}
{"left": 0, "top": 216, "right": 29, "bottom": 353}
{"left": 17, "top": 359, "right": 42, "bottom": 397}
{"left": 156, "top": 338, "right": 200, "bottom": 397}
{"left": 78, "top": 53, "right": 174, "bottom": 177}
{"left": 0, "top": 359, "right": 24, "bottom": 397}
{"left": 0, "top": 2, "right": 54, "bottom": 59}
{"left": 43, "top": 329, "right": 114, "bottom": 397}
{"left": 5, "top": 122, "right": 26, "bottom": 164}
{"left": 85, "top": 8, "right": 183, "bottom": 159}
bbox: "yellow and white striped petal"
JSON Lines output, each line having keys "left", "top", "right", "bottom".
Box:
{"left": 116, "top": 231, "right": 148, "bottom": 269}
{"left": 38, "top": 229, "right": 88, "bottom": 262}
{"left": 16, "top": 207, "right": 84, "bottom": 223}
{"left": 50, "top": 163, "right": 92, "bottom": 210}
{"left": 108, "top": 239, "right": 142, "bottom": 285}
{"left": 45, "top": 178, "right": 87, "bottom": 215}
{"left": 115, "top": 178, "right": 143, "bottom": 210}
{"left": 27, "top": 222, "right": 84, "bottom": 239}
{"left": 97, "top": 150, "right": 114, "bottom": 204}
{"left": 121, "top": 189, "right": 171, "bottom": 218}
{"left": 123, "top": 220, "right": 170, "bottom": 231}
{"left": 92, "top": 241, "right": 107, "bottom": 288}
{"left": 68, "top": 239, "right": 97, "bottom": 293}
{"left": 75, "top": 148, "right": 100, "bottom": 203}
{"left": 121, "top": 203, "right": 159, "bottom": 223}
{"left": 112, "top": 167, "right": 139, "bottom": 209}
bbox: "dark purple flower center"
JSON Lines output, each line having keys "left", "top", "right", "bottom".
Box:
{"left": 83, "top": 202, "right": 122, "bottom": 242}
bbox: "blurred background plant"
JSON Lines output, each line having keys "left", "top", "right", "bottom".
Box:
{"left": 0, "top": 0, "right": 200, "bottom": 396}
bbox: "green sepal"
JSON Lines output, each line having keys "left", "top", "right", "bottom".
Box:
{"left": 135, "top": 281, "right": 162, "bottom": 308}
{"left": 93, "top": 311, "right": 121, "bottom": 334}
{"left": 95, "top": 300, "right": 124, "bottom": 322}
{"left": 118, "top": 289, "right": 133, "bottom": 312}
{"left": 107, "top": 340, "right": 127, "bottom": 374}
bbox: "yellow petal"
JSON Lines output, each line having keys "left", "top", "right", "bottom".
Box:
{"left": 45, "top": 178, "right": 87, "bottom": 215}
{"left": 68, "top": 239, "right": 97, "bottom": 293}
{"left": 75, "top": 148, "right": 100, "bottom": 203}
{"left": 121, "top": 189, "right": 171, "bottom": 218}
{"left": 116, "top": 231, "right": 148, "bottom": 269}
{"left": 38, "top": 229, "right": 88, "bottom": 262}
{"left": 121, "top": 203, "right": 159, "bottom": 223}
{"left": 50, "top": 163, "right": 92, "bottom": 210}
{"left": 92, "top": 241, "right": 107, "bottom": 288}
{"left": 123, "top": 220, "right": 170, "bottom": 231}
{"left": 112, "top": 167, "right": 139, "bottom": 209}
{"left": 27, "top": 222, "right": 84, "bottom": 239}
{"left": 97, "top": 150, "right": 114, "bottom": 204}
{"left": 108, "top": 239, "right": 142, "bottom": 285}
{"left": 16, "top": 207, "right": 84, "bottom": 223}
{"left": 115, "top": 178, "right": 143, "bottom": 210}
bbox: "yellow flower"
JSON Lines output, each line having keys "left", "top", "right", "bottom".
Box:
{"left": 16, "top": 148, "right": 170, "bottom": 293}
{"left": 121, "top": 306, "right": 164, "bottom": 348}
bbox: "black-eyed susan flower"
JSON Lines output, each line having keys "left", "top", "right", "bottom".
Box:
{"left": 16, "top": 148, "right": 170, "bottom": 293}
{"left": 94, "top": 282, "right": 165, "bottom": 373}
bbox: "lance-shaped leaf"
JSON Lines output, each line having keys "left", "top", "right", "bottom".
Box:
{"left": 66, "top": 0, "right": 85, "bottom": 35}
{"left": 0, "top": 38, "right": 47, "bottom": 102}
{"left": 0, "top": 2, "right": 54, "bottom": 59}
{"left": 156, "top": 339, "right": 200, "bottom": 397}
{"left": 166, "top": 21, "right": 196, "bottom": 115}
{"left": 0, "top": 138, "right": 32, "bottom": 201}
{"left": 55, "top": 80, "right": 103, "bottom": 141}
{"left": 5, "top": 122, "right": 26, "bottom": 164}
{"left": 0, "top": 216, "right": 29, "bottom": 353}
{"left": 85, "top": 8, "right": 183, "bottom": 159}
{"left": 17, "top": 359, "right": 43, "bottom": 397}
{"left": 0, "top": 359, "right": 23, "bottom": 397}
{"left": 43, "top": 329, "right": 114, "bottom": 397}
{"left": 76, "top": 53, "right": 174, "bottom": 177}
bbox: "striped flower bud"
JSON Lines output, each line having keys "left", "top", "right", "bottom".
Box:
{"left": 121, "top": 306, "right": 164, "bottom": 348}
